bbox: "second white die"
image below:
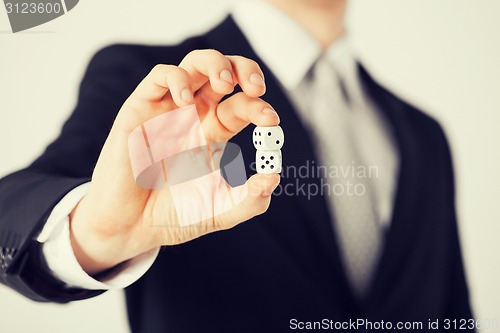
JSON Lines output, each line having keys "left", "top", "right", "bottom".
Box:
{"left": 253, "top": 126, "right": 284, "bottom": 150}
{"left": 256, "top": 150, "right": 282, "bottom": 174}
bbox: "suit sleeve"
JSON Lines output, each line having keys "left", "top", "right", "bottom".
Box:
{"left": 446, "top": 220, "right": 475, "bottom": 320}
{"left": 0, "top": 44, "right": 150, "bottom": 302}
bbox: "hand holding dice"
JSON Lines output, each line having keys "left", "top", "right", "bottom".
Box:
{"left": 253, "top": 125, "right": 284, "bottom": 174}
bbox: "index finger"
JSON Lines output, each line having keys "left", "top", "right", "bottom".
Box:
{"left": 227, "top": 55, "right": 266, "bottom": 98}
{"left": 130, "top": 64, "right": 193, "bottom": 104}
{"left": 203, "top": 93, "right": 280, "bottom": 142}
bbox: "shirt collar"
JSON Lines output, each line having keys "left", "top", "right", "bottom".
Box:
{"left": 231, "top": 0, "right": 362, "bottom": 109}
{"left": 231, "top": 0, "right": 321, "bottom": 90}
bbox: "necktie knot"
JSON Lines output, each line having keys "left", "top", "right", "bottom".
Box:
{"left": 313, "top": 56, "right": 344, "bottom": 99}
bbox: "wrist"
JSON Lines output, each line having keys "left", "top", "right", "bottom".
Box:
{"left": 69, "top": 196, "right": 131, "bottom": 275}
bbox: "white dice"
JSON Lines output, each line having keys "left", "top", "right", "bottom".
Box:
{"left": 253, "top": 126, "right": 284, "bottom": 174}
{"left": 253, "top": 126, "right": 284, "bottom": 150}
{"left": 256, "top": 150, "right": 282, "bottom": 174}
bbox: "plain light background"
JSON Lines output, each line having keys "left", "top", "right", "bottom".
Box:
{"left": 1, "top": 0, "right": 499, "bottom": 332}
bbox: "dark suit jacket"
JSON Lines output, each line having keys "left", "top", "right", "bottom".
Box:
{"left": 0, "top": 16, "right": 474, "bottom": 332}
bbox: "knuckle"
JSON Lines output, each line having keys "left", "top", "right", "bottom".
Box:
{"left": 213, "top": 216, "right": 228, "bottom": 231}
{"left": 228, "top": 55, "right": 246, "bottom": 62}
{"left": 181, "top": 50, "right": 201, "bottom": 66}
{"left": 202, "top": 49, "right": 227, "bottom": 62}
{"left": 186, "top": 49, "right": 223, "bottom": 61}
{"left": 246, "top": 58, "right": 260, "bottom": 69}
{"left": 163, "top": 64, "right": 177, "bottom": 71}
{"left": 122, "top": 96, "right": 144, "bottom": 113}
{"left": 152, "top": 64, "right": 189, "bottom": 85}
{"left": 231, "top": 55, "right": 260, "bottom": 69}
{"left": 150, "top": 64, "right": 176, "bottom": 78}
{"left": 163, "top": 64, "right": 181, "bottom": 74}
{"left": 255, "top": 198, "right": 271, "bottom": 216}
{"left": 151, "top": 64, "right": 167, "bottom": 73}
{"left": 255, "top": 97, "right": 269, "bottom": 107}
{"left": 205, "top": 49, "right": 231, "bottom": 68}
{"left": 184, "top": 49, "right": 199, "bottom": 59}
{"left": 182, "top": 49, "right": 231, "bottom": 72}
{"left": 205, "top": 48, "right": 224, "bottom": 58}
{"left": 263, "top": 102, "right": 274, "bottom": 111}
{"left": 167, "top": 66, "right": 189, "bottom": 80}
{"left": 206, "top": 214, "right": 226, "bottom": 232}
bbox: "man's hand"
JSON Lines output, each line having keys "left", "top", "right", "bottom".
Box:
{"left": 69, "top": 50, "right": 281, "bottom": 275}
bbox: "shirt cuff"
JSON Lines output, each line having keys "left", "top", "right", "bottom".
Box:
{"left": 37, "top": 183, "right": 159, "bottom": 290}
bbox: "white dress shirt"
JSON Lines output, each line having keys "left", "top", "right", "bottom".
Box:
{"left": 37, "top": 0, "right": 399, "bottom": 290}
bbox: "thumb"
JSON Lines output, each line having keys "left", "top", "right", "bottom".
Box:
{"left": 214, "top": 173, "right": 280, "bottom": 231}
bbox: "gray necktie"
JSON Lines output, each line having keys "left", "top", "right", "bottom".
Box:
{"left": 306, "top": 57, "right": 383, "bottom": 297}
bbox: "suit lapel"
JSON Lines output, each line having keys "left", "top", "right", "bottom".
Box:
{"left": 357, "top": 66, "right": 422, "bottom": 307}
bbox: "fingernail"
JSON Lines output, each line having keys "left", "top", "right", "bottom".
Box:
{"left": 181, "top": 88, "right": 193, "bottom": 103}
{"left": 250, "top": 73, "right": 265, "bottom": 87}
{"left": 263, "top": 108, "right": 279, "bottom": 118}
{"left": 220, "top": 69, "right": 233, "bottom": 84}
